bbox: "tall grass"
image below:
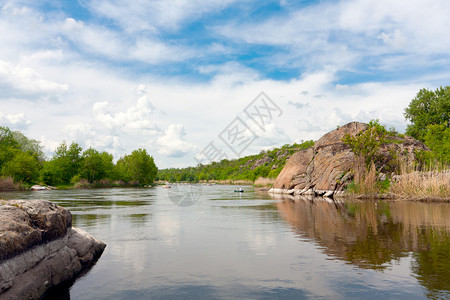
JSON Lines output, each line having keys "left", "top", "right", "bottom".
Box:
{"left": 0, "top": 176, "right": 19, "bottom": 191}
{"left": 253, "top": 177, "right": 275, "bottom": 187}
{"left": 346, "top": 159, "right": 379, "bottom": 196}
{"left": 390, "top": 161, "right": 449, "bottom": 199}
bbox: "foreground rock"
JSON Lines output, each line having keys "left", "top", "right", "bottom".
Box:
{"left": 0, "top": 200, "right": 106, "bottom": 299}
{"left": 270, "top": 121, "right": 428, "bottom": 198}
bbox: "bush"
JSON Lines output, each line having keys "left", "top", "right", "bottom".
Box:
{"left": 342, "top": 119, "right": 388, "bottom": 169}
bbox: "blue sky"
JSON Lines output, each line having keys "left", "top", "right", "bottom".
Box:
{"left": 0, "top": 0, "right": 449, "bottom": 168}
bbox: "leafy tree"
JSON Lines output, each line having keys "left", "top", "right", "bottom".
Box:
{"left": 0, "top": 126, "right": 18, "bottom": 148}
{"left": 12, "top": 131, "right": 44, "bottom": 161}
{"left": 404, "top": 86, "right": 450, "bottom": 141}
{"left": 40, "top": 160, "right": 62, "bottom": 186}
{"left": 342, "top": 120, "right": 388, "bottom": 169}
{"left": 0, "top": 126, "right": 19, "bottom": 170}
{"left": 39, "top": 141, "right": 83, "bottom": 185}
{"left": 423, "top": 124, "right": 450, "bottom": 164}
{"left": 116, "top": 149, "right": 157, "bottom": 185}
{"left": 80, "top": 148, "right": 114, "bottom": 182}
{"left": 2, "top": 151, "right": 39, "bottom": 183}
{"left": 53, "top": 141, "right": 83, "bottom": 183}
{"left": 0, "top": 127, "right": 42, "bottom": 184}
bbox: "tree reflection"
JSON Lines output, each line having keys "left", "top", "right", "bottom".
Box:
{"left": 275, "top": 197, "right": 450, "bottom": 295}
{"left": 412, "top": 228, "right": 450, "bottom": 299}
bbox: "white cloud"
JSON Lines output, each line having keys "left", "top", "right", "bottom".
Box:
{"left": 64, "top": 122, "right": 123, "bottom": 155}
{"left": 157, "top": 124, "right": 196, "bottom": 157}
{"left": 0, "top": 112, "right": 31, "bottom": 130}
{"left": 215, "top": 0, "right": 450, "bottom": 71}
{"left": 0, "top": 60, "right": 68, "bottom": 98}
{"left": 38, "top": 135, "right": 60, "bottom": 157}
{"left": 93, "top": 91, "right": 160, "bottom": 134}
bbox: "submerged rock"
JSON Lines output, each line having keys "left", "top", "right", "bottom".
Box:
{"left": 0, "top": 200, "right": 106, "bottom": 299}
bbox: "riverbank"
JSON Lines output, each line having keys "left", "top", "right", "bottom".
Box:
{"left": 0, "top": 178, "right": 156, "bottom": 192}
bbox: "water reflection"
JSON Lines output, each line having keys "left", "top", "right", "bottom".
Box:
{"left": 275, "top": 196, "right": 450, "bottom": 297}
{"left": 4, "top": 187, "right": 450, "bottom": 299}
{"left": 412, "top": 228, "right": 450, "bottom": 299}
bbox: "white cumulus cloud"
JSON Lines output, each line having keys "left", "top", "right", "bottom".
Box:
{"left": 157, "top": 124, "right": 196, "bottom": 157}
{"left": 93, "top": 93, "right": 160, "bottom": 134}
{"left": 0, "top": 60, "right": 68, "bottom": 98}
{"left": 0, "top": 112, "right": 31, "bottom": 130}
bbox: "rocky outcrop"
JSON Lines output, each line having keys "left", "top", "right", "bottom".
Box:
{"left": 270, "top": 121, "right": 428, "bottom": 198}
{"left": 0, "top": 200, "right": 106, "bottom": 300}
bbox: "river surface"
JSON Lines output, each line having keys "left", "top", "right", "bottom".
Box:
{"left": 1, "top": 185, "right": 450, "bottom": 299}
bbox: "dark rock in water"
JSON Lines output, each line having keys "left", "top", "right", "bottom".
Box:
{"left": 0, "top": 200, "right": 106, "bottom": 300}
{"left": 270, "top": 121, "right": 428, "bottom": 197}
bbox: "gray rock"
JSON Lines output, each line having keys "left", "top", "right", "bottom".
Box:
{"left": 0, "top": 200, "right": 106, "bottom": 299}
{"left": 0, "top": 200, "right": 71, "bottom": 261}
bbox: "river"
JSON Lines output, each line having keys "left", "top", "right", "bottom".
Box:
{"left": 1, "top": 185, "right": 449, "bottom": 299}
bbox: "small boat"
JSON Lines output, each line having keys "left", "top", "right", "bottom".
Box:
{"left": 161, "top": 185, "right": 171, "bottom": 189}
{"left": 234, "top": 187, "right": 244, "bottom": 193}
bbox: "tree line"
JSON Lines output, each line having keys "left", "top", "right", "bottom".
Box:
{"left": 156, "top": 141, "right": 314, "bottom": 183}
{"left": 0, "top": 128, "right": 157, "bottom": 188}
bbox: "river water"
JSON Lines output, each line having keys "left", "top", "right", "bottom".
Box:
{"left": 1, "top": 185, "right": 450, "bottom": 299}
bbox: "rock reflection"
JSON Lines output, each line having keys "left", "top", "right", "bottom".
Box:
{"left": 276, "top": 196, "right": 450, "bottom": 296}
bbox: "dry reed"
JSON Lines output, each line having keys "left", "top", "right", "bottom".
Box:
{"left": 349, "top": 159, "right": 379, "bottom": 196}
{"left": 0, "top": 176, "right": 19, "bottom": 191}
{"left": 389, "top": 161, "right": 449, "bottom": 199}
{"left": 253, "top": 177, "right": 275, "bottom": 187}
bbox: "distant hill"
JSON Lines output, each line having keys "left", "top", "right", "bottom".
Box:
{"left": 156, "top": 140, "right": 314, "bottom": 183}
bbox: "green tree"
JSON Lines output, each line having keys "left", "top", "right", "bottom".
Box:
{"left": 40, "top": 160, "right": 62, "bottom": 186}
{"left": 423, "top": 124, "right": 450, "bottom": 164}
{"left": 2, "top": 151, "right": 39, "bottom": 183}
{"left": 39, "top": 141, "right": 83, "bottom": 185}
{"left": 116, "top": 149, "right": 157, "bottom": 185}
{"left": 0, "top": 126, "right": 19, "bottom": 170}
{"left": 12, "top": 131, "right": 44, "bottom": 161}
{"left": 404, "top": 86, "right": 450, "bottom": 141}
{"left": 53, "top": 141, "right": 83, "bottom": 183}
{"left": 80, "top": 148, "right": 113, "bottom": 182}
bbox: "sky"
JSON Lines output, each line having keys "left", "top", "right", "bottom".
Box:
{"left": 0, "top": 0, "right": 449, "bottom": 168}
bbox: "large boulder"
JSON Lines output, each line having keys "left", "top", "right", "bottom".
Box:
{"left": 0, "top": 200, "right": 71, "bottom": 261}
{"left": 0, "top": 200, "right": 106, "bottom": 299}
{"left": 270, "top": 121, "right": 428, "bottom": 197}
{"left": 271, "top": 147, "right": 314, "bottom": 192}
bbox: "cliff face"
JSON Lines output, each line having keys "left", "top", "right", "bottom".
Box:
{"left": 0, "top": 200, "right": 106, "bottom": 300}
{"left": 270, "top": 121, "right": 428, "bottom": 197}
